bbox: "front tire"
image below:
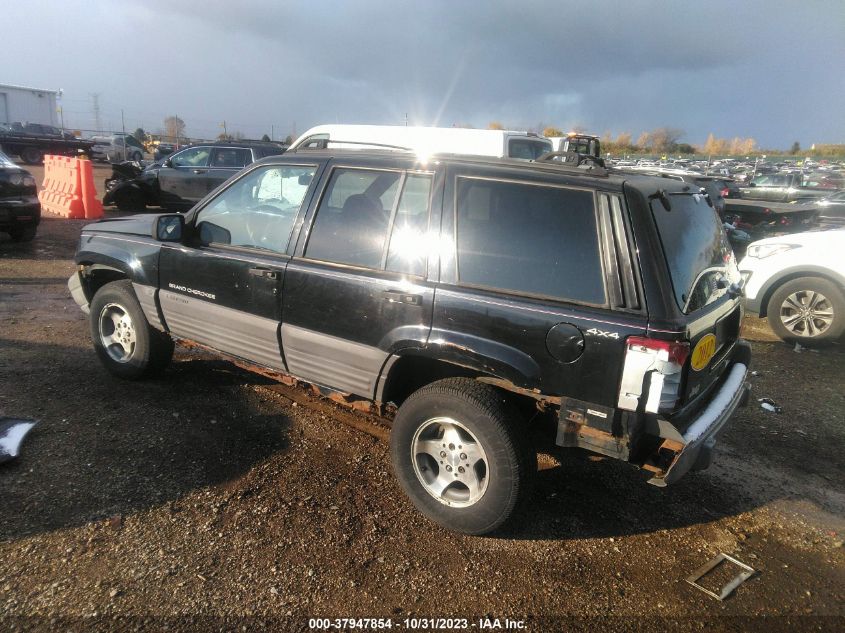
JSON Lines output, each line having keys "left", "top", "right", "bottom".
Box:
{"left": 767, "top": 277, "right": 845, "bottom": 346}
{"left": 114, "top": 187, "right": 146, "bottom": 212}
{"left": 390, "top": 378, "right": 535, "bottom": 535}
{"left": 89, "top": 280, "right": 174, "bottom": 379}
{"left": 20, "top": 147, "right": 43, "bottom": 165}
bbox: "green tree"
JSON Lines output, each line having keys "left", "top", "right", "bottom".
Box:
{"left": 261, "top": 134, "right": 271, "bottom": 142}
{"left": 132, "top": 127, "right": 147, "bottom": 143}
{"left": 790, "top": 141, "right": 801, "bottom": 154}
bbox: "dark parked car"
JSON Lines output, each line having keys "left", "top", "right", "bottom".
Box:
{"left": 739, "top": 172, "right": 838, "bottom": 203}
{"left": 715, "top": 177, "right": 741, "bottom": 199}
{"left": 0, "top": 149, "right": 40, "bottom": 242}
{"left": 620, "top": 168, "right": 729, "bottom": 214}
{"left": 8, "top": 122, "right": 74, "bottom": 139}
{"left": 103, "top": 141, "right": 287, "bottom": 211}
{"left": 69, "top": 149, "right": 750, "bottom": 534}
{"left": 153, "top": 142, "right": 181, "bottom": 161}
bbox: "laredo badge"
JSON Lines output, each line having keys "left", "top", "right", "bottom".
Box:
{"left": 691, "top": 333, "right": 717, "bottom": 371}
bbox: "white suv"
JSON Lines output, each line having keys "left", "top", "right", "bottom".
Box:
{"left": 739, "top": 229, "right": 845, "bottom": 345}
{"left": 91, "top": 134, "right": 145, "bottom": 163}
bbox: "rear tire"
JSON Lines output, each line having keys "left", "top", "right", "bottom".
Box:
{"left": 8, "top": 225, "right": 37, "bottom": 242}
{"left": 767, "top": 277, "right": 845, "bottom": 346}
{"left": 20, "top": 147, "right": 43, "bottom": 165}
{"left": 389, "top": 378, "right": 535, "bottom": 535}
{"left": 89, "top": 280, "right": 174, "bottom": 379}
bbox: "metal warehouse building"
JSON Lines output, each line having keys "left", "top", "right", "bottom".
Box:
{"left": 0, "top": 83, "right": 59, "bottom": 127}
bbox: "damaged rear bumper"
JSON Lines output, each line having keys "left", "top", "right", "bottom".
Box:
{"left": 648, "top": 341, "right": 751, "bottom": 487}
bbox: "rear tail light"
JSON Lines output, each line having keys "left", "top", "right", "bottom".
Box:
{"left": 720, "top": 187, "right": 729, "bottom": 197}
{"left": 627, "top": 336, "right": 690, "bottom": 365}
{"left": 618, "top": 336, "right": 690, "bottom": 413}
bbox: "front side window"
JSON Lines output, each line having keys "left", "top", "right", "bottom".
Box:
{"left": 386, "top": 173, "right": 433, "bottom": 276}
{"left": 305, "top": 169, "right": 401, "bottom": 268}
{"left": 171, "top": 147, "right": 211, "bottom": 167}
{"left": 456, "top": 177, "right": 605, "bottom": 304}
{"left": 195, "top": 165, "right": 316, "bottom": 254}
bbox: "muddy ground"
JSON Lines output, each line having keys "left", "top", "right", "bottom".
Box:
{"left": 0, "top": 164, "right": 843, "bottom": 632}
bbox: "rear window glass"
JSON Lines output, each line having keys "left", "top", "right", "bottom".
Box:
{"left": 650, "top": 193, "right": 734, "bottom": 313}
{"left": 456, "top": 178, "right": 604, "bottom": 304}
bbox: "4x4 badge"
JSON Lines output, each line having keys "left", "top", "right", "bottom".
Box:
{"left": 586, "top": 327, "right": 619, "bottom": 339}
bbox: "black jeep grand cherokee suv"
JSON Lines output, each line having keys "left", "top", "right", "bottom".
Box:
{"left": 69, "top": 149, "right": 750, "bottom": 534}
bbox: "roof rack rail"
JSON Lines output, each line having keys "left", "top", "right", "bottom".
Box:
{"left": 291, "top": 139, "right": 413, "bottom": 152}
{"left": 535, "top": 151, "right": 607, "bottom": 172}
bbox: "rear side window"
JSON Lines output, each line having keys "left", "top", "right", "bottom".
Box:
{"left": 306, "top": 169, "right": 433, "bottom": 274}
{"left": 455, "top": 177, "right": 605, "bottom": 304}
{"left": 211, "top": 148, "right": 251, "bottom": 168}
{"left": 306, "top": 169, "right": 401, "bottom": 269}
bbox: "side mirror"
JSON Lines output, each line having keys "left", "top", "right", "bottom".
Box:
{"left": 154, "top": 214, "right": 184, "bottom": 242}
{"left": 163, "top": 158, "right": 173, "bottom": 168}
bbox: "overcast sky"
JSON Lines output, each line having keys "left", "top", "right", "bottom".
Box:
{"left": 5, "top": 0, "right": 844, "bottom": 148}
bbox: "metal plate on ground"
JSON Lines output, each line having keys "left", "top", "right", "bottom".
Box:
{"left": 686, "top": 552, "right": 756, "bottom": 600}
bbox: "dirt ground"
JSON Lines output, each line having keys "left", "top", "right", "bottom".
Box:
{"left": 0, "top": 165, "right": 843, "bottom": 632}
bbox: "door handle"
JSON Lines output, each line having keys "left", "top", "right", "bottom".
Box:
{"left": 192, "top": 169, "right": 208, "bottom": 174}
{"left": 249, "top": 267, "right": 279, "bottom": 279}
{"left": 383, "top": 290, "right": 422, "bottom": 305}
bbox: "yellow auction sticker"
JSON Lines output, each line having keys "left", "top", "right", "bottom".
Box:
{"left": 691, "top": 333, "right": 717, "bottom": 372}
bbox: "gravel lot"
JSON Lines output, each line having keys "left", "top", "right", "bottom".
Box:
{"left": 0, "top": 164, "right": 843, "bottom": 632}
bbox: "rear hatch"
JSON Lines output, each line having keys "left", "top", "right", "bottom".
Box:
{"left": 649, "top": 190, "right": 743, "bottom": 410}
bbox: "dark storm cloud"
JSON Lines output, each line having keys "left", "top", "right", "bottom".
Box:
{"left": 5, "top": 0, "right": 844, "bottom": 146}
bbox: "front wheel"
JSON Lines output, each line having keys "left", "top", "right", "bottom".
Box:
{"left": 89, "top": 280, "right": 174, "bottom": 378}
{"left": 114, "top": 187, "right": 146, "bottom": 212}
{"left": 389, "top": 378, "right": 535, "bottom": 535}
{"left": 767, "top": 277, "right": 845, "bottom": 346}
{"left": 20, "top": 147, "right": 43, "bottom": 165}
